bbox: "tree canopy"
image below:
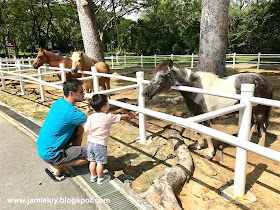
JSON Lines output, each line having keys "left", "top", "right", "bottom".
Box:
{"left": 0, "top": 0, "right": 279, "bottom": 56}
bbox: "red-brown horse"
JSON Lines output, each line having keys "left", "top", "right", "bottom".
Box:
{"left": 33, "top": 48, "right": 98, "bottom": 80}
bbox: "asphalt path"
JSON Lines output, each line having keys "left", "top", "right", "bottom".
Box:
{"left": 0, "top": 115, "right": 96, "bottom": 210}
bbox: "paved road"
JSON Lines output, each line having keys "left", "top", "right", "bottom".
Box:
{"left": 0, "top": 116, "right": 96, "bottom": 210}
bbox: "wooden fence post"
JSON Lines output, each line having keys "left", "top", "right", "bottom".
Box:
{"left": 257, "top": 52, "right": 261, "bottom": 69}
{"left": 111, "top": 55, "right": 114, "bottom": 68}
{"left": 124, "top": 54, "right": 127, "bottom": 67}
{"left": 38, "top": 67, "right": 45, "bottom": 101}
{"left": 59, "top": 63, "right": 66, "bottom": 82}
{"left": 17, "top": 60, "right": 25, "bottom": 95}
{"left": 191, "top": 53, "right": 194, "bottom": 68}
{"left": 0, "top": 58, "right": 6, "bottom": 90}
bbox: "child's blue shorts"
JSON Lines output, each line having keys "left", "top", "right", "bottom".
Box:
{"left": 87, "top": 142, "right": 107, "bottom": 164}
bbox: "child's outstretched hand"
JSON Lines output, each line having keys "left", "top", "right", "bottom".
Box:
{"left": 120, "top": 111, "right": 136, "bottom": 120}
{"left": 127, "top": 111, "right": 136, "bottom": 119}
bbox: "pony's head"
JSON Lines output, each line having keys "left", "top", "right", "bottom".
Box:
{"left": 33, "top": 48, "right": 47, "bottom": 69}
{"left": 71, "top": 51, "right": 83, "bottom": 75}
{"left": 142, "top": 59, "right": 174, "bottom": 100}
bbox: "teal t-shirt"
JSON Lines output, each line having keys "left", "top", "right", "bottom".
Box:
{"left": 37, "top": 98, "right": 87, "bottom": 160}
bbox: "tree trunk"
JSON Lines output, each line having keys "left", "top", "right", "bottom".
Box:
{"left": 142, "top": 126, "right": 194, "bottom": 210}
{"left": 197, "top": 0, "right": 229, "bottom": 78}
{"left": 75, "top": 0, "right": 104, "bottom": 62}
{"left": 111, "top": 0, "right": 123, "bottom": 64}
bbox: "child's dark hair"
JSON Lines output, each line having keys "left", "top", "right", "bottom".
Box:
{"left": 63, "top": 78, "right": 83, "bottom": 97}
{"left": 90, "top": 94, "right": 108, "bottom": 111}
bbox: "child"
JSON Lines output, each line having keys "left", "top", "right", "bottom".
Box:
{"left": 84, "top": 94, "right": 136, "bottom": 184}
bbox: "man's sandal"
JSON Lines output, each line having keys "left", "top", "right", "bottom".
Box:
{"left": 45, "top": 168, "right": 67, "bottom": 182}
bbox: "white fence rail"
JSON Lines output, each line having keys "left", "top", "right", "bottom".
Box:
{"left": 0, "top": 59, "right": 280, "bottom": 199}
{"left": 104, "top": 53, "right": 280, "bottom": 69}
{"left": 1, "top": 53, "right": 280, "bottom": 70}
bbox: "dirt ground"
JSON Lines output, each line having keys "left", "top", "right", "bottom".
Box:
{"left": 0, "top": 65, "right": 280, "bottom": 209}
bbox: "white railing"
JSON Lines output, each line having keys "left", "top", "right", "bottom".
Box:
{"left": 104, "top": 53, "right": 280, "bottom": 69}
{"left": 1, "top": 53, "right": 280, "bottom": 70}
{"left": 0, "top": 59, "right": 280, "bottom": 200}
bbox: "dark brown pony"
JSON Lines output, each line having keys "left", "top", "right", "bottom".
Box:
{"left": 33, "top": 48, "right": 98, "bottom": 80}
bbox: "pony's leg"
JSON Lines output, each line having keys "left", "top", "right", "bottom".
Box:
{"left": 106, "top": 78, "right": 111, "bottom": 98}
{"left": 258, "top": 127, "right": 266, "bottom": 147}
{"left": 196, "top": 134, "right": 205, "bottom": 149}
{"left": 249, "top": 124, "right": 256, "bottom": 142}
{"left": 204, "top": 135, "right": 215, "bottom": 159}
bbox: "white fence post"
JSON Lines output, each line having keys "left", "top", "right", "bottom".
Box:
{"left": 91, "top": 66, "right": 99, "bottom": 93}
{"left": 234, "top": 84, "right": 255, "bottom": 197}
{"left": 191, "top": 53, "right": 194, "bottom": 68}
{"left": 124, "top": 55, "right": 127, "bottom": 67}
{"left": 59, "top": 63, "right": 66, "bottom": 82}
{"left": 0, "top": 58, "right": 6, "bottom": 90}
{"left": 171, "top": 54, "right": 173, "bottom": 61}
{"left": 38, "top": 67, "right": 45, "bottom": 101}
{"left": 233, "top": 52, "right": 236, "bottom": 68}
{"left": 136, "top": 71, "right": 147, "bottom": 144}
{"left": 17, "top": 60, "right": 25, "bottom": 95}
{"left": 141, "top": 55, "right": 143, "bottom": 68}
{"left": 154, "top": 54, "right": 157, "bottom": 67}
{"left": 28, "top": 57, "right": 31, "bottom": 66}
{"left": 257, "top": 52, "right": 261, "bottom": 69}
{"left": 111, "top": 55, "right": 114, "bottom": 68}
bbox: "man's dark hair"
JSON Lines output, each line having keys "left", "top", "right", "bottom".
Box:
{"left": 90, "top": 94, "right": 108, "bottom": 111}
{"left": 63, "top": 78, "right": 83, "bottom": 97}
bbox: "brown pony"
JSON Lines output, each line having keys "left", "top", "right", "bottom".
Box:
{"left": 33, "top": 48, "right": 98, "bottom": 80}
{"left": 71, "top": 51, "right": 111, "bottom": 111}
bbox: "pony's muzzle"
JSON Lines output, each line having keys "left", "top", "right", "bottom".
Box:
{"left": 33, "top": 63, "right": 39, "bottom": 69}
{"left": 71, "top": 68, "right": 78, "bottom": 75}
{"left": 142, "top": 89, "right": 153, "bottom": 100}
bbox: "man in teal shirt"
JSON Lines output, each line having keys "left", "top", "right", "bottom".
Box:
{"left": 37, "top": 78, "right": 88, "bottom": 181}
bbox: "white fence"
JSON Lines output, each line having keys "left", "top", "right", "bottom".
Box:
{"left": 1, "top": 53, "right": 280, "bottom": 70}
{"left": 103, "top": 53, "right": 280, "bottom": 69}
{"left": 0, "top": 59, "right": 280, "bottom": 199}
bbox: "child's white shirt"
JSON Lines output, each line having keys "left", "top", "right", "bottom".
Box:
{"left": 84, "top": 112, "right": 121, "bottom": 146}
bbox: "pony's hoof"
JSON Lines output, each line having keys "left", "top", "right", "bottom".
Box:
{"left": 205, "top": 150, "right": 214, "bottom": 160}
{"left": 205, "top": 155, "right": 213, "bottom": 160}
{"left": 189, "top": 143, "right": 201, "bottom": 150}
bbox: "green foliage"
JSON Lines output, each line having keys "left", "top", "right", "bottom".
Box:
{"left": 228, "top": 0, "right": 280, "bottom": 53}
{"left": 122, "top": 0, "right": 201, "bottom": 55}
{"left": 0, "top": 0, "right": 279, "bottom": 56}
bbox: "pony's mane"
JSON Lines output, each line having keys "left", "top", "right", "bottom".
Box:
{"left": 197, "top": 71, "right": 223, "bottom": 81}
{"left": 81, "top": 52, "right": 94, "bottom": 67}
{"left": 41, "top": 49, "right": 63, "bottom": 59}
{"left": 72, "top": 51, "right": 94, "bottom": 68}
{"left": 154, "top": 61, "right": 170, "bottom": 73}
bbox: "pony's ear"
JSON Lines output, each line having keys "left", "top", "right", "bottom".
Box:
{"left": 39, "top": 48, "right": 42, "bottom": 51}
{"left": 70, "top": 51, "right": 73, "bottom": 55}
{"left": 168, "top": 59, "right": 173, "bottom": 68}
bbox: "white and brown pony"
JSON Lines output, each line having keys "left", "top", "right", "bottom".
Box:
{"left": 143, "top": 60, "right": 273, "bottom": 159}
{"left": 70, "top": 51, "right": 111, "bottom": 111}
{"left": 33, "top": 48, "right": 98, "bottom": 80}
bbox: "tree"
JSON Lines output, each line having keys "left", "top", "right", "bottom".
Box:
{"left": 75, "top": 0, "right": 104, "bottom": 61}
{"left": 197, "top": 0, "right": 230, "bottom": 77}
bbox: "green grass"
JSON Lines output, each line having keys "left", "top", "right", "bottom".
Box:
{"left": 32, "top": 111, "right": 48, "bottom": 121}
